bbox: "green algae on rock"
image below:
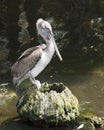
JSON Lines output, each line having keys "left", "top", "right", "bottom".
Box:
{"left": 17, "top": 82, "right": 79, "bottom": 126}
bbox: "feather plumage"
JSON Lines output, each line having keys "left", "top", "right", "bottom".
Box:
{"left": 11, "top": 44, "right": 46, "bottom": 78}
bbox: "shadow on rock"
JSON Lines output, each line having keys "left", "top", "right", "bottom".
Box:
{"left": 0, "top": 117, "right": 76, "bottom": 130}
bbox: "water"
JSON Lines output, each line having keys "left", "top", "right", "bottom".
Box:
{"left": 0, "top": 0, "right": 104, "bottom": 129}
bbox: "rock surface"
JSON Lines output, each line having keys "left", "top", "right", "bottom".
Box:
{"left": 17, "top": 82, "right": 79, "bottom": 126}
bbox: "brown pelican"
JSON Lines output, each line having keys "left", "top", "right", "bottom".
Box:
{"left": 11, "top": 18, "right": 62, "bottom": 90}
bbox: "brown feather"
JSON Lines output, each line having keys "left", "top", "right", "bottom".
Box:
{"left": 11, "top": 44, "right": 46, "bottom": 78}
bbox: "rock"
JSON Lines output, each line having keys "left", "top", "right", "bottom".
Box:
{"left": 90, "top": 116, "right": 104, "bottom": 129}
{"left": 17, "top": 82, "right": 79, "bottom": 126}
{"left": 80, "top": 108, "right": 104, "bottom": 129}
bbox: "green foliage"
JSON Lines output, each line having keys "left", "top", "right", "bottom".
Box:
{"left": 40, "top": 0, "right": 104, "bottom": 69}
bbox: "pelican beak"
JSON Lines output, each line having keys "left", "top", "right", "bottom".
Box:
{"left": 52, "top": 38, "right": 63, "bottom": 61}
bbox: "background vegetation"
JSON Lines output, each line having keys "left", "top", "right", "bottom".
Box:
{"left": 0, "top": 0, "right": 104, "bottom": 79}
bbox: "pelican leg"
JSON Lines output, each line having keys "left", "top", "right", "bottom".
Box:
{"left": 30, "top": 78, "right": 41, "bottom": 90}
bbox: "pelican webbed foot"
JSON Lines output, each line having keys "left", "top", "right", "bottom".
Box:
{"left": 30, "top": 78, "right": 41, "bottom": 90}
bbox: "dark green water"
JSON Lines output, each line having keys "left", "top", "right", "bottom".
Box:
{"left": 0, "top": 0, "right": 104, "bottom": 129}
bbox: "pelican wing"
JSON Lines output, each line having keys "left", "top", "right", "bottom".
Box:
{"left": 11, "top": 44, "right": 46, "bottom": 78}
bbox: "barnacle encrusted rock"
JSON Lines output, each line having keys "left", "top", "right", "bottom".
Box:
{"left": 17, "top": 82, "right": 79, "bottom": 126}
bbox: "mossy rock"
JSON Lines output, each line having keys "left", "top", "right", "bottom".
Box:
{"left": 17, "top": 82, "right": 79, "bottom": 126}
{"left": 80, "top": 107, "right": 104, "bottom": 129}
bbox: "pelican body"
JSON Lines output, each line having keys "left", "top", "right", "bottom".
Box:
{"left": 11, "top": 18, "right": 62, "bottom": 89}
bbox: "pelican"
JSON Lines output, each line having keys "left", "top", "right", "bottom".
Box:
{"left": 11, "top": 18, "right": 62, "bottom": 90}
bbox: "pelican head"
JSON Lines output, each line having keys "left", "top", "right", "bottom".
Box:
{"left": 36, "top": 18, "right": 52, "bottom": 39}
{"left": 36, "top": 18, "right": 62, "bottom": 61}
